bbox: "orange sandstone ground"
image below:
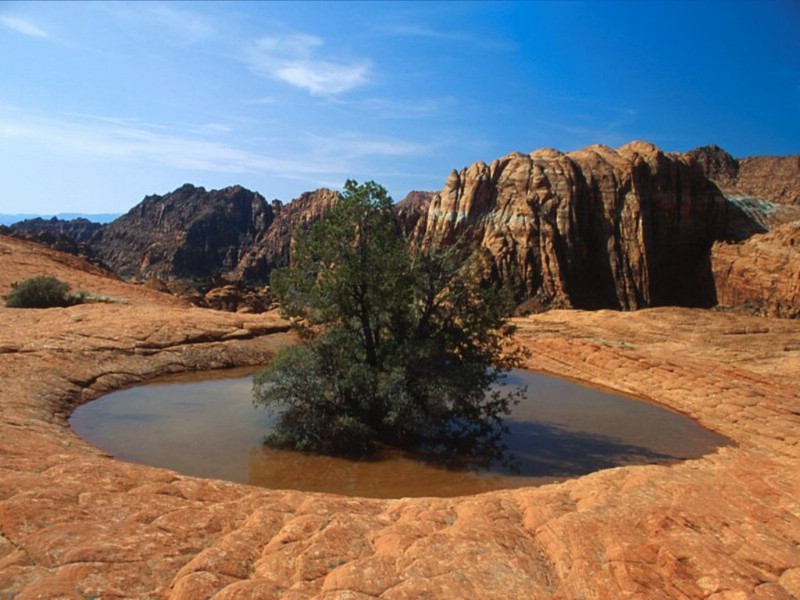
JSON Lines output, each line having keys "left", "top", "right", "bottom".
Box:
{"left": 1, "top": 234, "right": 799, "bottom": 599}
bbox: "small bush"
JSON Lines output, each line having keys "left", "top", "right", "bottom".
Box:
{"left": 5, "top": 275, "right": 83, "bottom": 308}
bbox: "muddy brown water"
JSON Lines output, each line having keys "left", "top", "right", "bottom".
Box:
{"left": 70, "top": 367, "right": 729, "bottom": 498}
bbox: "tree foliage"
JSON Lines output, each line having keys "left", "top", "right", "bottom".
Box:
{"left": 253, "top": 180, "right": 527, "bottom": 460}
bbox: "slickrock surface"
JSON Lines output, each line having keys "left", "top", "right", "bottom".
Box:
{"left": 1, "top": 234, "right": 799, "bottom": 599}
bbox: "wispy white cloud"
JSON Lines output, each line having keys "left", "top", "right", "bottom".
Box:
{"left": 359, "top": 97, "right": 456, "bottom": 119}
{"left": 307, "top": 131, "right": 427, "bottom": 160}
{"left": 188, "top": 123, "right": 234, "bottom": 135}
{"left": 388, "top": 24, "right": 472, "bottom": 42}
{"left": 246, "top": 33, "right": 371, "bottom": 95}
{"left": 0, "top": 108, "right": 430, "bottom": 187}
{"left": 97, "top": 1, "right": 215, "bottom": 44}
{"left": 243, "top": 95, "right": 278, "bottom": 106}
{"left": 385, "top": 23, "right": 516, "bottom": 52}
{"left": 0, "top": 15, "right": 51, "bottom": 39}
{"left": 146, "top": 3, "right": 214, "bottom": 41}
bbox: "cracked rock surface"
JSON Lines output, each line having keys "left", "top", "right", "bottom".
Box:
{"left": 1, "top": 234, "right": 799, "bottom": 599}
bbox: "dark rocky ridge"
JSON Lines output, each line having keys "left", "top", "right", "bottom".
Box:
{"left": 9, "top": 216, "right": 104, "bottom": 244}
{"left": 92, "top": 184, "right": 273, "bottom": 281}
{"left": 2, "top": 217, "right": 106, "bottom": 266}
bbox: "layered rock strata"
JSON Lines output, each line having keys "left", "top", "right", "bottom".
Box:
{"left": 687, "top": 144, "right": 800, "bottom": 206}
{"left": 712, "top": 221, "right": 800, "bottom": 318}
{"left": 410, "top": 142, "right": 799, "bottom": 314}
{"left": 1, "top": 234, "right": 799, "bottom": 598}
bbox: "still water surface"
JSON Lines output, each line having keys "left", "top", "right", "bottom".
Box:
{"left": 70, "top": 367, "right": 728, "bottom": 498}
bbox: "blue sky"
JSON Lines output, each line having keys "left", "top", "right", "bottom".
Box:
{"left": 1, "top": 1, "right": 798, "bottom": 216}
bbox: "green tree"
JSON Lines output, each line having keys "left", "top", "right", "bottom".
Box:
{"left": 253, "top": 180, "right": 527, "bottom": 461}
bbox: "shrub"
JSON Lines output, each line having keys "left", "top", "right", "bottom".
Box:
{"left": 5, "top": 275, "right": 83, "bottom": 308}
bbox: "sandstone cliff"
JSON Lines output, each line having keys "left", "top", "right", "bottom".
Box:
{"left": 687, "top": 144, "right": 800, "bottom": 206}
{"left": 409, "top": 142, "right": 799, "bottom": 313}
{"left": 712, "top": 221, "right": 800, "bottom": 318}
{"left": 232, "top": 188, "right": 340, "bottom": 283}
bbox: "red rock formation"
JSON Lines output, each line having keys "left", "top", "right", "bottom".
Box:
{"left": 737, "top": 155, "right": 800, "bottom": 206}
{"left": 411, "top": 142, "right": 734, "bottom": 311}
{"left": 2, "top": 235, "right": 800, "bottom": 598}
{"left": 712, "top": 221, "right": 800, "bottom": 318}
{"left": 410, "top": 142, "right": 800, "bottom": 314}
{"left": 687, "top": 145, "right": 800, "bottom": 206}
{"left": 233, "top": 188, "right": 340, "bottom": 282}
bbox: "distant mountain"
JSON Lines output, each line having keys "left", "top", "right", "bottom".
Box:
{"left": 0, "top": 214, "right": 39, "bottom": 226}
{"left": 8, "top": 216, "right": 105, "bottom": 244}
{"left": 1, "top": 186, "right": 346, "bottom": 312}
{"left": 0, "top": 213, "right": 120, "bottom": 226}
{"left": 92, "top": 184, "right": 273, "bottom": 281}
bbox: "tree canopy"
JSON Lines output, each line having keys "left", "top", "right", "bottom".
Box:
{"left": 253, "top": 180, "right": 526, "bottom": 461}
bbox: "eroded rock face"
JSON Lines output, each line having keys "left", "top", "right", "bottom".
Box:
{"left": 1, "top": 235, "right": 799, "bottom": 599}
{"left": 409, "top": 142, "right": 800, "bottom": 313}
{"left": 93, "top": 184, "right": 275, "bottom": 281}
{"left": 9, "top": 216, "right": 104, "bottom": 244}
{"left": 712, "top": 221, "right": 800, "bottom": 318}
{"left": 2, "top": 217, "right": 106, "bottom": 266}
{"left": 411, "top": 142, "right": 731, "bottom": 310}
{"left": 86, "top": 186, "right": 340, "bottom": 294}
{"left": 232, "top": 188, "right": 340, "bottom": 283}
{"left": 687, "top": 144, "right": 800, "bottom": 206}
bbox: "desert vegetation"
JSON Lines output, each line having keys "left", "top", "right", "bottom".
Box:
{"left": 252, "top": 181, "right": 527, "bottom": 460}
{"left": 5, "top": 275, "right": 87, "bottom": 308}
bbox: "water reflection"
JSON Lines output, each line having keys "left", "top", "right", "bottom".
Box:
{"left": 70, "top": 367, "right": 729, "bottom": 498}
